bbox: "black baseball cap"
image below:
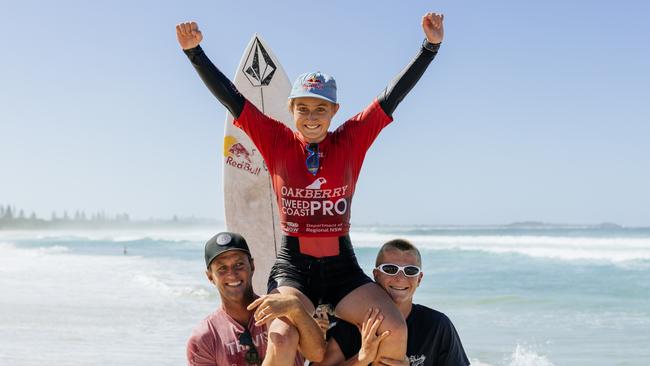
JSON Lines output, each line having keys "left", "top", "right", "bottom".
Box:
{"left": 204, "top": 232, "right": 251, "bottom": 268}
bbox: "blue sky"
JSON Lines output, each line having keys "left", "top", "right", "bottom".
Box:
{"left": 1, "top": 0, "right": 649, "bottom": 225}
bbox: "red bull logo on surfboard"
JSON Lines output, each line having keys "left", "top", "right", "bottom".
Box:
{"left": 228, "top": 142, "right": 252, "bottom": 163}
{"left": 224, "top": 135, "right": 262, "bottom": 176}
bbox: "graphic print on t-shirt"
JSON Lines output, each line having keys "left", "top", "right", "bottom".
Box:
{"left": 409, "top": 354, "right": 426, "bottom": 366}
{"left": 222, "top": 329, "right": 267, "bottom": 365}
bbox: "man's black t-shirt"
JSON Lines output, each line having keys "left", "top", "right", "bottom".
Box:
{"left": 327, "top": 304, "right": 470, "bottom": 366}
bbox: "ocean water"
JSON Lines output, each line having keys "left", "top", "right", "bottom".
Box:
{"left": 1, "top": 226, "right": 649, "bottom": 365}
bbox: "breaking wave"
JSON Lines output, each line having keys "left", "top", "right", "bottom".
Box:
{"left": 350, "top": 230, "right": 650, "bottom": 263}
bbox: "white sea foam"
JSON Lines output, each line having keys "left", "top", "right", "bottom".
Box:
{"left": 0, "top": 239, "right": 213, "bottom": 365}
{"left": 0, "top": 242, "right": 70, "bottom": 254}
{"left": 0, "top": 227, "right": 224, "bottom": 244}
{"left": 0, "top": 240, "right": 201, "bottom": 303}
{"left": 1, "top": 231, "right": 647, "bottom": 365}
{"left": 469, "top": 360, "right": 495, "bottom": 366}
{"left": 0, "top": 237, "right": 206, "bottom": 302}
{"left": 110, "top": 228, "right": 222, "bottom": 242}
{"left": 469, "top": 344, "right": 554, "bottom": 366}
{"left": 350, "top": 230, "right": 650, "bottom": 262}
{"left": 4, "top": 227, "right": 650, "bottom": 263}
{"left": 507, "top": 344, "right": 554, "bottom": 366}
{"left": 39, "top": 244, "right": 70, "bottom": 253}
{"left": 132, "top": 273, "right": 212, "bottom": 299}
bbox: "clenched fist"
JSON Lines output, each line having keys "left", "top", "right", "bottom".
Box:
{"left": 176, "top": 21, "right": 203, "bottom": 50}
{"left": 422, "top": 12, "right": 444, "bottom": 44}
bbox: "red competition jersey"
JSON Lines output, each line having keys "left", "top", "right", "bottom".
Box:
{"left": 234, "top": 99, "right": 392, "bottom": 237}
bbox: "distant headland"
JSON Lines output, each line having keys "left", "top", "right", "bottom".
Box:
{"left": 0, "top": 204, "right": 220, "bottom": 230}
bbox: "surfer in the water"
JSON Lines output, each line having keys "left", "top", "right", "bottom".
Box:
{"left": 177, "top": 12, "right": 444, "bottom": 365}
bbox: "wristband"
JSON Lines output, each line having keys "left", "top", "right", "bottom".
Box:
{"left": 422, "top": 39, "right": 441, "bottom": 53}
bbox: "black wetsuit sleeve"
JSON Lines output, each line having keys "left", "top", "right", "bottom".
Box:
{"left": 377, "top": 40, "right": 440, "bottom": 117}
{"left": 183, "top": 45, "right": 245, "bottom": 119}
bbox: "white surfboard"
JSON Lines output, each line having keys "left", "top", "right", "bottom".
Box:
{"left": 223, "top": 34, "right": 293, "bottom": 294}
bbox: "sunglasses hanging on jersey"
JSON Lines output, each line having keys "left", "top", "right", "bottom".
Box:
{"left": 238, "top": 329, "right": 261, "bottom": 365}
{"left": 306, "top": 143, "right": 319, "bottom": 175}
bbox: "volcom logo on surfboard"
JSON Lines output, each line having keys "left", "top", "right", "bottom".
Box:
{"left": 243, "top": 38, "right": 276, "bottom": 87}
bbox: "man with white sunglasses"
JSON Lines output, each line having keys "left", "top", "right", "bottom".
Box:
{"left": 313, "top": 239, "right": 469, "bottom": 366}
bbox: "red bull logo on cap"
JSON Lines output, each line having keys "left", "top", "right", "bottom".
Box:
{"left": 303, "top": 75, "right": 325, "bottom": 90}
{"left": 223, "top": 135, "right": 262, "bottom": 176}
{"left": 289, "top": 71, "right": 337, "bottom": 103}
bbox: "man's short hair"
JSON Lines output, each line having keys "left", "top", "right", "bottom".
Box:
{"left": 376, "top": 239, "right": 422, "bottom": 267}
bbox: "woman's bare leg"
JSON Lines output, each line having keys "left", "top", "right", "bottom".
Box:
{"left": 335, "top": 283, "right": 407, "bottom": 364}
{"left": 262, "top": 286, "right": 316, "bottom": 366}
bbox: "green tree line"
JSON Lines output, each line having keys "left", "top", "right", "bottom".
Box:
{"left": 0, "top": 204, "right": 130, "bottom": 229}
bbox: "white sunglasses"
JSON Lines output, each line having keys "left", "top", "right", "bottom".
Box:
{"left": 375, "top": 263, "right": 422, "bottom": 277}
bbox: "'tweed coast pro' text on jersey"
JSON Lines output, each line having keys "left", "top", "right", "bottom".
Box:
{"left": 234, "top": 99, "right": 392, "bottom": 237}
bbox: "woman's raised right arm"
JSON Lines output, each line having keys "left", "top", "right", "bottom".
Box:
{"left": 177, "top": 22, "right": 245, "bottom": 118}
